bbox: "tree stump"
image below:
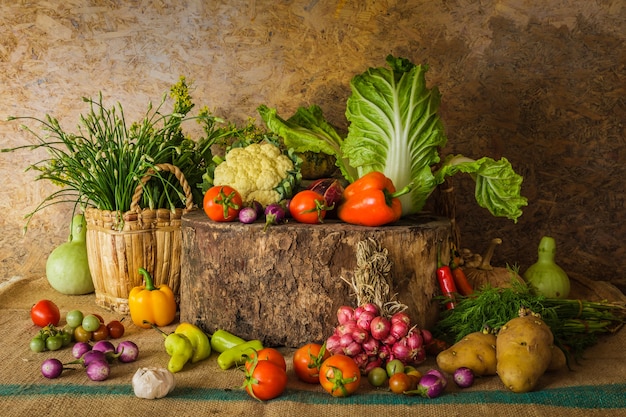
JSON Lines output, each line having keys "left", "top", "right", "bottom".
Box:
{"left": 179, "top": 210, "right": 451, "bottom": 347}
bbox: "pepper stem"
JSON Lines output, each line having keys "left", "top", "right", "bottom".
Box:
{"left": 144, "top": 321, "right": 169, "bottom": 338}
{"left": 138, "top": 267, "right": 156, "bottom": 291}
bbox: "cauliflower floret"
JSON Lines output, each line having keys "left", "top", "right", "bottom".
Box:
{"left": 213, "top": 143, "right": 295, "bottom": 207}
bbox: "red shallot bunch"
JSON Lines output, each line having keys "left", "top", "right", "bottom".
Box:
{"left": 326, "top": 303, "right": 431, "bottom": 373}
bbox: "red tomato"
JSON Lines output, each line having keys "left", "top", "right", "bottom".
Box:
{"left": 203, "top": 185, "right": 242, "bottom": 222}
{"left": 243, "top": 360, "right": 288, "bottom": 401}
{"left": 245, "top": 347, "right": 287, "bottom": 372}
{"left": 389, "top": 372, "right": 412, "bottom": 394}
{"left": 30, "top": 299, "right": 61, "bottom": 327}
{"left": 293, "top": 343, "right": 331, "bottom": 384}
{"left": 319, "top": 354, "right": 361, "bottom": 397}
{"left": 106, "top": 320, "right": 125, "bottom": 339}
{"left": 289, "top": 190, "right": 329, "bottom": 224}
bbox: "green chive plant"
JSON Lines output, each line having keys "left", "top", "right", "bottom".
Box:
{"left": 3, "top": 77, "right": 228, "bottom": 230}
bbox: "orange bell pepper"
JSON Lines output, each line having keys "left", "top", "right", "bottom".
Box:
{"left": 129, "top": 268, "right": 177, "bottom": 329}
{"left": 337, "top": 171, "right": 409, "bottom": 227}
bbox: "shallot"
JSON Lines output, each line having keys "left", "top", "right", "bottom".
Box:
{"left": 370, "top": 316, "right": 391, "bottom": 341}
{"left": 337, "top": 306, "right": 355, "bottom": 324}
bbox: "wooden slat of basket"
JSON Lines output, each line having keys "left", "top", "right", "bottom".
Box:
{"left": 85, "top": 163, "right": 194, "bottom": 312}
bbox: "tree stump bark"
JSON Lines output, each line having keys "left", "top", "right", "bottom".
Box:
{"left": 179, "top": 210, "right": 451, "bottom": 347}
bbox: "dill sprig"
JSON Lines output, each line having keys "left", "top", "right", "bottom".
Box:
{"left": 433, "top": 280, "right": 625, "bottom": 356}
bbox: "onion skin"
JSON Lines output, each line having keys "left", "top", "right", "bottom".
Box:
{"left": 370, "top": 316, "right": 391, "bottom": 341}
{"left": 337, "top": 306, "right": 355, "bottom": 324}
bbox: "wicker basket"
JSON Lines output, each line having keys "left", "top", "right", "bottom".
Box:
{"left": 84, "top": 163, "right": 195, "bottom": 313}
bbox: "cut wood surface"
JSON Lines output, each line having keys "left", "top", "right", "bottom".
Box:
{"left": 179, "top": 210, "right": 451, "bottom": 347}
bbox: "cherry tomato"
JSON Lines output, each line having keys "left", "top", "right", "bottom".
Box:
{"left": 106, "top": 320, "right": 125, "bottom": 339}
{"left": 292, "top": 343, "right": 331, "bottom": 384}
{"left": 45, "top": 335, "right": 63, "bottom": 351}
{"left": 30, "top": 336, "right": 45, "bottom": 353}
{"left": 245, "top": 348, "right": 286, "bottom": 372}
{"left": 386, "top": 359, "right": 405, "bottom": 377}
{"left": 91, "top": 323, "right": 110, "bottom": 341}
{"left": 289, "top": 190, "right": 329, "bottom": 224}
{"left": 30, "top": 300, "right": 61, "bottom": 328}
{"left": 243, "top": 360, "right": 288, "bottom": 401}
{"left": 73, "top": 325, "right": 92, "bottom": 343}
{"left": 203, "top": 185, "right": 242, "bottom": 222}
{"left": 406, "top": 373, "right": 420, "bottom": 391}
{"left": 319, "top": 354, "right": 361, "bottom": 397}
{"left": 389, "top": 372, "right": 412, "bottom": 394}
{"left": 367, "top": 366, "right": 389, "bottom": 387}
{"left": 65, "top": 310, "right": 84, "bottom": 328}
{"left": 82, "top": 314, "right": 101, "bottom": 332}
{"left": 92, "top": 313, "right": 105, "bottom": 324}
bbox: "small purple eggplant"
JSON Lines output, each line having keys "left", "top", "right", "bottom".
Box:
{"left": 263, "top": 203, "right": 286, "bottom": 231}
{"left": 453, "top": 367, "right": 475, "bottom": 388}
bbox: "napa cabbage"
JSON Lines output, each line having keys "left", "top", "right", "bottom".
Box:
{"left": 258, "top": 55, "right": 527, "bottom": 222}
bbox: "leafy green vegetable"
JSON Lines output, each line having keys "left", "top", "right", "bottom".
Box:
{"left": 433, "top": 281, "right": 626, "bottom": 357}
{"left": 258, "top": 55, "right": 528, "bottom": 222}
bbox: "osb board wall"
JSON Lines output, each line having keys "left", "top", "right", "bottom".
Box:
{"left": 0, "top": 0, "right": 624, "bottom": 292}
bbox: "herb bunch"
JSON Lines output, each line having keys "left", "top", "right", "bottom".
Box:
{"left": 433, "top": 280, "right": 625, "bottom": 357}
{"left": 4, "top": 77, "right": 226, "bottom": 228}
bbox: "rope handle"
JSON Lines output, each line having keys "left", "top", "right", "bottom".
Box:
{"left": 130, "top": 163, "right": 194, "bottom": 212}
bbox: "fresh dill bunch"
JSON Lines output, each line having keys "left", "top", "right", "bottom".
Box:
{"left": 433, "top": 280, "right": 625, "bottom": 356}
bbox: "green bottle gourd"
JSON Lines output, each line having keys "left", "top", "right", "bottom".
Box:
{"left": 45, "top": 214, "right": 95, "bottom": 295}
{"left": 523, "top": 236, "right": 570, "bottom": 299}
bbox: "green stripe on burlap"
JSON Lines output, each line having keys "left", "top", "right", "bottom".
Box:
{"left": 2, "top": 383, "right": 625, "bottom": 409}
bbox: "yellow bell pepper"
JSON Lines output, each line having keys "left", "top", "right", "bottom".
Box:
{"left": 129, "top": 268, "right": 177, "bottom": 329}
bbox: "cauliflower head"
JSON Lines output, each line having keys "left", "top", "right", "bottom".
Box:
{"left": 213, "top": 142, "right": 296, "bottom": 206}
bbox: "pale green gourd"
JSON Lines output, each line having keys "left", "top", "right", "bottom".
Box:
{"left": 46, "top": 214, "right": 95, "bottom": 295}
{"left": 523, "top": 236, "right": 570, "bottom": 299}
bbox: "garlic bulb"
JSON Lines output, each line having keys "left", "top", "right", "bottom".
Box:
{"left": 132, "top": 367, "right": 176, "bottom": 399}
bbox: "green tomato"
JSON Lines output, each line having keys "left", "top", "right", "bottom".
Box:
{"left": 65, "top": 310, "right": 84, "bottom": 328}
{"left": 386, "top": 359, "right": 405, "bottom": 377}
{"left": 45, "top": 335, "right": 63, "bottom": 351}
{"left": 30, "top": 336, "right": 46, "bottom": 353}
{"left": 61, "top": 329, "right": 73, "bottom": 346}
{"left": 367, "top": 366, "right": 389, "bottom": 387}
{"left": 82, "top": 314, "right": 101, "bottom": 332}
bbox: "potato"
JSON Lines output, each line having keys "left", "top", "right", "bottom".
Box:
{"left": 436, "top": 331, "right": 497, "bottom": 376}
{"left": 546, "top": 345, "right": 567, "bottom": 372}
{"left": 496, "top": 313, "right": 554, "bottom": 393}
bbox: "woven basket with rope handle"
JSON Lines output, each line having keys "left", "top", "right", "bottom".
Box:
{"left": 84, "top": 163, "right": 195, "bottom": 313}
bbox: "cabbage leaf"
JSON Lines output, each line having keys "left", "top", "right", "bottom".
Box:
{"left": 258, "top": 55, "right": 527, "bottom": 222}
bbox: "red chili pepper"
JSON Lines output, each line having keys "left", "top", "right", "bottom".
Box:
{"left": 337, "top": 171, "right": 410, "bottom": 227}
{"left": 436, "top": 241, "right": 457, "bottom": 309}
